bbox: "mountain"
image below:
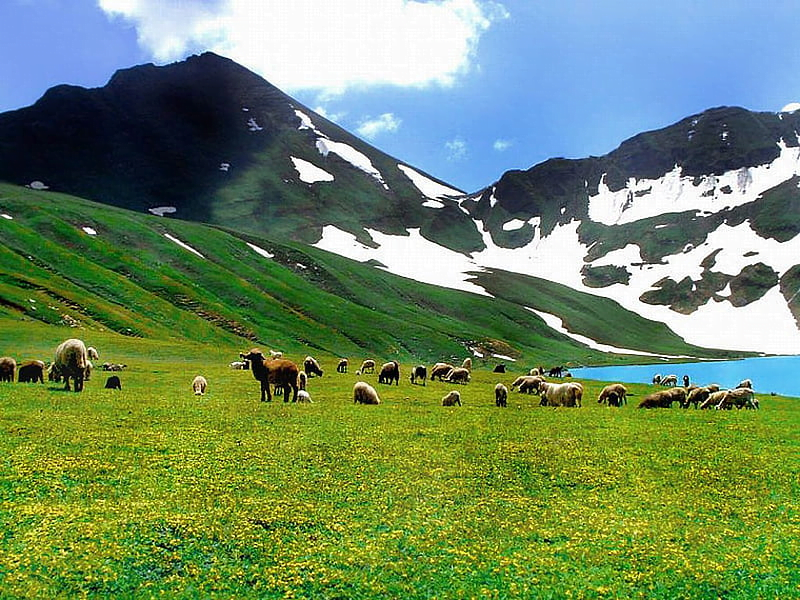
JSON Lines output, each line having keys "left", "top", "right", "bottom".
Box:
{"left": 1, "top": 53, "right": 798, "bottom": 355}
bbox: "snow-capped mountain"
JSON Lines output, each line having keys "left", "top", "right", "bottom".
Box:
{"left": 1, "top": 53, "right": 798, "bottom": 354}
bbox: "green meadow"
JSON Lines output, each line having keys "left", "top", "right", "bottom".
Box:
{"left": 0, "top": 326, "right": 797, "bottom": 599}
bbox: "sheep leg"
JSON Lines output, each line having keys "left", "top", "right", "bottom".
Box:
{"left": 262, "top": 380, "right": 271, "bottom": 402}
{"left": 290, "top": 383, "right": 298, "bottom": 403}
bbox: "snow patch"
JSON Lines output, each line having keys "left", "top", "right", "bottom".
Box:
{"left": 27, "top": 181, "right": 49, "bottom": 190}
{"left": 397, "top": 164, "right": 462, "bottom": 199}
{"left": 779, "top": 102, "right": 800, "bottom": 113}
{"left": 1, "top": 214, "right": 12, "bottom": 220}
{"left": 82, "top": 227, "right": 97, "bottom": 236}
{"left": 247, "top": 117, "right": 263, "bottom": 132}
{"left": 290, "top": 157, "right": 334, "bottom": 184}
{"left": 164, "top": 233, "right": 204, "bottom": 258}
{"left": 149, "top": 206, "right": 177, "bottom": 217}
{"left": 246, "top": 242, "right": 274, "bottom": 259}
{"left": 316, "top": 138, "right": 387, "bottom": 189}
{"left": 219, "top": 162, "right": 230, "bottom": 172}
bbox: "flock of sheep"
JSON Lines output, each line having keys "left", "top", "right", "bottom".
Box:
{"left": 0, "top": 339, "right": 759, "bottom": 413}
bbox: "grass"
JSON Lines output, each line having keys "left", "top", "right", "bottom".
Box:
{"left": 0, "top": 329, "right": 797, "bottom": 598}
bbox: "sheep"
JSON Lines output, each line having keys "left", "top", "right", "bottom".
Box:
{"left": 229, "top": 360, "right": 248, "bottom": 369}
{"left": 716, "top": 387, "right": 759, "bottom": 410}
{"left": 240, "top": 349, "right": 299, "bottom": 402}
{"left": 699, "top": 390, "right": 729, "bottom": 410}
{"left": 538, "top": 381, "right": 583, "bottom": 407}
{"left": 446, "top": 367, "right": 470, "bottom": 384}
{"left": 597, "top": 383, "right": 627, "bottom": 407}
{"left": 303, "top": 356, "right": 324, "bottom": 378}
{"left": 652, "top": 374, "right": 662, "bottom": 385}
{"left": 337, "top": 358, "right": 348, "bottom": 373}
{"left": 17, "top": 360, "right": 45, "bottom": 384}
{"left": 686, "top": 386, "right": 713, "bottom": 409}
{"left": 297, "top": 390, "right": 313, "bottom": 403}
{"left": 548, "top": 366, "right": 563, "bottom": 378}
{"left": 53, "top": 339, "right": 88, "bottom": 392}
{"left": 378, "top": 361, "right": 400, "bottom": 385}
{"left": 356, "top": 359, "right": 375, "bottom": 375}
{"left": 638, "top": 387, "right": 686, "bottom": 408}
{"left": 493, "top": 364, "right": 506, "bottom": 373}
{"left": 87, "top": 346, "right": 100, "bottom": 361}
{"left": 269, "top": 350, "right": 283, "bottom": 359}
{"left": 430, "top": 363, "right": 454, "bottom": 381}
{"left": 510, "top": 375, "right": 544, "bottom": 394}
{"left": 85, "top": 360, "right": 93, "bottom": 381}
{"left": 297, "top": 371, "right": 308, "bottom": 391}
{"left": 104, "top": 375, "right": 122, "bottom": 390}
{"left": 192, "top": 375, "right": 207, "bottom": 395}
{"left": 353, "top": 381, "right": 380, "bottom": 405}
{"left": 102, "top": 363, "right": 127, "bottom": 371}
{"left": 0, "top": 357, "right": 17, "bottom": 382}
{"left": 661, "top": 374, "right": 678, "bottom": 387}
{"left": 410, "top": 365, "right": 427, "bottom": 386}
{"left": 682, "top": 375, "right": 690, "bottom": 387}
{"left": 494, "top": 383, "right": 508, "bottom": 407}
{"left": 441, "top": 390, "right": 462, "bottom": 406}
{"left": 461, "top": 357, "right": 472, "bottom": 371}
{"left": 736, "top": 378, "right": 753, "bottom": 390}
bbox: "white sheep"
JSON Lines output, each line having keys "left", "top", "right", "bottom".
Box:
{"left": 356, "top": 359, "right": 376, "bottom": 375}
{"left": 494, "top": 383, "right": 508, "bottom": 407}
{"left": 229, "top": 360, "right": 248, "bottom": 369}
{"left": 511, "top": 375, "right": 545, "bottom": 394}
{"left": 298, "top": 371, "right": 308, "bottom": 390}
{"left": 461, "top": 357, "right": 473, "bottom": 371}
{"left": 53, "top": 338, "right": 89, "bottom": 392}
{"left": 297, "top": 390, "right": 313, "bottom": 403}
{"left": 538, "top": 381, "right": 583, "bottom": 407}
{"left": 441, "top": 390, "right": 462, "bottom": 406}
{"left": 446, "top": 367, "right": 471, "bottom": 384}
{"left": 661, "top": 374, "right": 678, "bottom": 387}
{"left": 192, "top": 375, "right": 207, "bottom": 395}
{"left": 353, "top": 381, "right": 380, "bottom": 404}
{"left": 430, "top": 362, "right": 454, "bottom": 381}
{"left": 87, "top": 346, "right": 100, "bottom": 360}
{"left": 597, "top": 383, "right": 627, "bottom": 406}
{"left": 736, "top": 378, "right": 753, "bottom": 390}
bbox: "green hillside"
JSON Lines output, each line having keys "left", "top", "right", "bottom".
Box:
{"left": 0, "top": 183, "right": 740, "bottom": 365}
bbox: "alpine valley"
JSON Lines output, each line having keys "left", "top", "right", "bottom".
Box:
{"left": 1, "top": 52, "right": 799, "bottom": 359}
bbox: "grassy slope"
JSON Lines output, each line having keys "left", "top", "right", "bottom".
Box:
{"left": 0, "top": 183, "right": 734, "bottom": 366}
{"left": 0, "top": 336, "right": 795, "bottom": 599}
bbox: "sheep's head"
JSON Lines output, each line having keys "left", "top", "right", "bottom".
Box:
{"left": 241, "top": 348, "right": 265, "bottom": 362}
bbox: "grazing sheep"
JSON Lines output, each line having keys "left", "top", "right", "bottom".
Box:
{"left": 410, "top": 365, "right": 427, "bottom": 386}
{"left": 494, "top": 383, "right": 508, "bottom": 407}
{"left": 17, "top": 360, "right": 45, "bottom": 384}
{"left": 638, "top": 387, "right": 686, "bottom": 408}
{"left": 661, "top": 374, "right": 678, "bottom": 387}
{"left": 548, "top": 366, "right": 564, "bottom": 378}
{"left": 378, "top": 361, "right": 400, "bottom": 385}
{"left": 104, "top": 375, "right": 122, "bottom": 390}
{"left": 102, "top": 363, "right": 127, "bottom": 371}
{"left": 493, "top": 364, "right": 506, "bottom": 373}
{"left": 337, "top": 358, "right": 348, "bottom": 373}
{"left": 597, "top": 383, "right": 627, "bottom": 407}
{"left": 686, "top": 386, "right": 714, "bottom": 409}
{"left": 699, "top": 390, "right": 729, "bottom": 410}
{"left": 446, "top": 367, "right": 471, "bottom": 384}
{"left": 353, "top": 381, "right": 380, "bottom": 405}
{"left": 461, "top": 357, "right": 472, "bottom": 371}
{"left": 510, "top": 375, "right": 545, "bottom": 394}
{"left": 192, "top": 375, "right": 207, "bottom": 395}
{"left": 736, "top": 378, "right": 753, "bottom": 390}
{"left": 538, "top": 381, "right": 583, "bottom": 407}
{"left": 430, "top": 363, "right": 455, "bottom": 381}
{"left": 0, "top": 357, "right": 17, "bottom": 382}
{"left": 53, "top": 339, "right": 89, "bottom": 392}
{"left": 85, "top": 360, "right": 93, "bottom": 381}
{"left": 715, "top": 387, "right": 758, "bottom": 410}
{"left": 652, "top": 374, "right": 662, "bottom": 385}
{"left": 303, "top": 356, "right": 324, "bottom": 378}
{"left": 297, "top": 390, "right": 312, "bottom": 403}
{"left": 357, "top": 359, "right": 376, "bottom": 375}
{"left": 441, "top": 390, "right": 462, "bottom": 406}
{"left": 229, "top": 360, "right": 248, "bottom": 369}
{"left": 297, "top": 371, "right": 308, "bottom": 391}
{"left": 240, "top": 349, "right": 299, "bottom": 402}
{"left": 87, "top": 346, "right": 100, "bottom": 361}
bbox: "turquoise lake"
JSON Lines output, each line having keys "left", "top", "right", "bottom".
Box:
{"left": 571, "top": 355, "right": 800, "bottom": 398}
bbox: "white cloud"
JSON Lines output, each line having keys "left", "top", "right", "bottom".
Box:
{"left": 97, "top": 0, "right": 509, "bottom": 94}
{"left": 356, "top": 113, "right": 401, "bottom": 139}
{"left": 446, "top": 137, "right": 468, "bottom": 161}
{"left": 493, "top": 138, "right": 512, "bottom": 151}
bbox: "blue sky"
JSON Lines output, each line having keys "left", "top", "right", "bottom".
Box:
{"left": 1, "top": 0, "right": 799, "bottom": 192}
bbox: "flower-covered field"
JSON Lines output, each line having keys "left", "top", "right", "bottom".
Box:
{"left": 0, "top": 349, "right": 798, "bottom": 599}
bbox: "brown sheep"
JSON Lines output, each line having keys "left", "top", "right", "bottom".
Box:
{"left": 442, "top": 390, "right": 462, "bottom": 406}
{"left": 430, "top": 362, "right": 455, "bottom": 381}
{"left": 699, "top": 390, "right": 729, "bottom": 410}
{"left": 378, "top": 361, "right": 400, "bottom": 385}
{"left": 597, "top": 383, "right": 627, "bottom": 407}
{"left": 303, "top": 356, "right": 324, "bottom": 377}
{"left": 638, "top": 387, "right": 686, "bottom": 408}
{"left": 353, "top": 381, "right": 380, "bottom": 404}
{"left": 494, "top": 383, "right": 508, "bottom": 407}
{"left": 0, "top": 356, "right": 16, "bottom": 382}
{"left": 53, "top": 339, "right": 88, "bottom": 392}
{"left": 511, "top": 375, "right": 545, "bottom": 394}
{"left": 446, "top": 367, "right": 471, "bottom": 385}
{"left": 686, "top": 386, "right": 713, "bottom": 408}
{"left": 240, "top": 349, "right": 299, "bottom": 402}
{"left": 297, "top": 371, "right": 308, "bottom": 391}
{"left": 410, "top": 365, "right": 427, "bottom": 386}
{"left": 357, "top": 359, "right": 376, "bottom": 375}
{"left": 17, "top": 360, "right": 45, "bottom": 384}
